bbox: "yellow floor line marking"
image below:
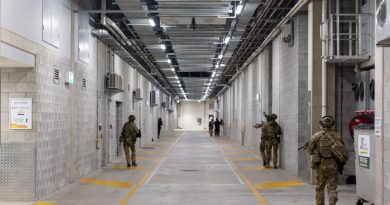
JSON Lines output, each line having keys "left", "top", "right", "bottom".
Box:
{"left": 137, "top": 156, "right": 161, "bottom": 162}
{"left": 228, "top": 151, "right": 252, "bottom": 156}
{"left": 256, "top": 180, "right": 305, "bottom": 190}
{"left": 35, "top": 202, "right": 60, "bottom": 205}
{"left": 234, "top": 157, "right": 259, "bottom": 161}
{"left": 119, "top": 132, "right": 184, "bottom": 205}
{"left": 109, "top": 165, "right": 147, "bottom": 170}
{"left": 213, "top": 140, "right": 268, "bottom": 205}
{"left": 242, "top": 166, "right": 271, "bottom": 171}
{"left": 80, "top": 178, "right": 132, "bottom": 189}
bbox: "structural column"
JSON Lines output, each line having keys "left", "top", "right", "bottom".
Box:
{"left": 307, "top": 0, "right": 323, "bottom": 182}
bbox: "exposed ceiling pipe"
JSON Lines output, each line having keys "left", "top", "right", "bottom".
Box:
{"left": 92, "top": 29, "right": 172, "bottom": 97}
{"left": 102, "top": 16, "right": 173, "bottom": 92}
{"left": 224, "top": 0, "right": 308, "bottom": 89}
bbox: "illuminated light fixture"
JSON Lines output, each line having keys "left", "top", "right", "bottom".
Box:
{"left": 215, "top": 64, "right": 220, "bottom": 68}
{"left": 148, "top": 19, "right": 156, "bottom": 27}
{"left": 236, "top": 4, "right": 244, "bottom": 15}
{"left": 212, "top": 71, "right": 216, "bottom": 77}
{"left": 198, "top": 100, "right": 201, "bottom": 102}
{"left": 161, "top": 44, "right": 166, "bottom": 50}
{"left": 175, "top": 75, "right": 178, "bottom": 79}
{"left": 171, "top": 67, "right": 175, "bottom": 71}
{"left": 224, "top": 36, "right": 231, "bottom": 44}
{"left": 218, "top": 54, "right": 223, "bottom": 59}
{"left": 167, "top": 59, "right": 171, "bottom": 64}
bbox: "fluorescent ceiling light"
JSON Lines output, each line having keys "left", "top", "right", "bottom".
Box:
{"left": 236, "top": 4, "right": 243, "bottom": 15}
{"left": 216, "top": 64, "right": 220, "bottom": 68}
{"left": 171, "top": 67, "right": 175, "bottom": 71}
{"left": 148, "top": 19, "right": 156, "bottom": 27}
{"left": 224, "top": 36, "right": 231, "bottom": 44}
{"left": 218, "top": 54, "right": 223, "bottom": 59}
{"left": 161, "top": 44, "right": 166, "bottom": 50}
{"left": 175, "top": 75, "right": 178, "bottom": 79}
{"left": 167, "top": 59, "right": 171, "bottom": 64}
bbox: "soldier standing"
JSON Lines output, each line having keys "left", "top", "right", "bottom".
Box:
{"left": 263, "top": 114, "right": 282, "bottom": 168}
{"left": 253, "top": 115, "right": 270, "bottom": 166}
{"left": 307, "top": 116, "right": 348, "bottom": 205}
{"left": 208, "top": 119, "right": 214, "bottom": 136}
{"left": 120, "top": 115, "right": 140, "bottom": 168}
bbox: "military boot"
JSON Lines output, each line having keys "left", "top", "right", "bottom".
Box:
{"left": 127, "top": 163, "right": 131, "bottom": 168}
{"left": 132, "top": 162, "right": 137, "bottom": 166}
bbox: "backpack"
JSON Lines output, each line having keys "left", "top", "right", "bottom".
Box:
{"left": 318, "top": 131, "right": 349, "bottom": 162}
{"left": 330, "top": 139, "right": 349, "bottom": 162}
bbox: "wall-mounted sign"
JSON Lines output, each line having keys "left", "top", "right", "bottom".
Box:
{"left": 9, "top": 98, "right": 32, "bottom": 129}
{"left": 375, "top": 117, "right": 382, "bottom": 136}
{"left": 358, "top": 134, "right": 370, "bottom": 169}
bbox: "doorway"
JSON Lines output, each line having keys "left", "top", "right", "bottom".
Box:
{"left": 116, "top": 102, "right": 123, "bottom": 157}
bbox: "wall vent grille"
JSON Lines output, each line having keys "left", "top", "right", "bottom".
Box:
{"left": 53, "top": 67, "right": 60, "bottom": 84}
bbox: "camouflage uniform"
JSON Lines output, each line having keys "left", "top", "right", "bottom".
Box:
{"left": 307, "top": 116, "right": 344, "bottom": 205}
{"left": 209, "top": 120, "right": 214, "bottom": 136}
{"left": 120, "top": 115, "right": 140, "bottom": 167}
{"left": 263, "top": 114, "right": 282, "bottom": 168}
{"left": 253, "top": 122, "right": 267, "bottom": 166}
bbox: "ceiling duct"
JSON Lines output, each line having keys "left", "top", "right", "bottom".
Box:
{"left": 92, "top": 29, "right": 171, "bottom": 96}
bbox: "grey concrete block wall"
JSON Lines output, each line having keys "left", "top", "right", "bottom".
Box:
{"left": 220, "top": 14, "right": 309, "bottom": 179}
{"left": 1, "top": 25, "right": 177, "bottom": 200}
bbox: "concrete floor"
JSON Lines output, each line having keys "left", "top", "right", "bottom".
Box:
{"left": 3, "top": 131, "right": 357, "bottom": 205}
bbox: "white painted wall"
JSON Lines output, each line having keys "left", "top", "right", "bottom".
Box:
{"left": 178, "top": 101, "right": 213, "bottom": 130}
{"left": 1, "top": 0, "right": 71, "bottom": 58}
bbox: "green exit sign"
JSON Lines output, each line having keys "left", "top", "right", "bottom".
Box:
{"left": 66, "top": 71, "right": 74, "bottom": 84}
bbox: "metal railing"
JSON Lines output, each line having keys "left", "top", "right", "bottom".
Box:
{"left": 321, "top": 13, "right": 373, "bottom": 62}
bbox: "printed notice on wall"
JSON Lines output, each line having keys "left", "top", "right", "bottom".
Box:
{"left": 375, "top": 117, "right": 382, "bottom": 136}
{"left": 9, "top": 98, "right": 32, "bottom": 129}
{"left": 358, "top": 134, "right": 370, "bottom": 169}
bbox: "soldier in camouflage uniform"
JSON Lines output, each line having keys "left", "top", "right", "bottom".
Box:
{"left": 307, "top": 116, "right": 345, "bottom": 205}
{"left": 120, "top": 115, "right": 140, "bottom": 167}
{"left": 263, "top": 114, "right": 282, "bottom": 168}
{"left": 253, "top": 118, "right": 270, "bottom": 166}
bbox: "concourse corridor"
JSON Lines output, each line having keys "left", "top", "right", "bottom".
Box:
{"left": 29, "top": 131, "right": 357, "bottom": 205}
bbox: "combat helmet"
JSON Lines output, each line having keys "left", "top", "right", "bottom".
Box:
{"left": 269, "top": 114, "right": 278, "bottom": 121}
{"left": 128, "top": 115, "right": 136, "bottom": 121}
{"left": 319, "top": 116, "right": 334, "bottom": 128}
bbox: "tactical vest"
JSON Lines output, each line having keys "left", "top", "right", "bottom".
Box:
{"left": 318, "top": 132, "right": 333, "bottom": 159}
{"left": 266, "top": 122, "right": 279, "bottom": 140}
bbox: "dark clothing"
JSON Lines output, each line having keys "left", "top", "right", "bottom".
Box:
{"left": 214, "top": 120, "right": 221, "bottom": 136}
{"left": 158, "top": 119, "right": 163, "bottom": 138}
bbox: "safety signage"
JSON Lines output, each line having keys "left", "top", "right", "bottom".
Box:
{"left": 9, "top": 98, "right": 32, "bottom": 129}
{"left": 358, "top": 134, "right": 370, "bottom": 169}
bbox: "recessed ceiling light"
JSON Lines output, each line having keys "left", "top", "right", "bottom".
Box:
{"left": 161, "top": 44, "right": 166, "bottom": 50}
{"left": 148, "top": 19, "right": 156, "bottom": 27}
{"left": 218, "top": 54, "right": 223, "bottom": 59}
{"left": 236, "top": 4, "right": 244, "bottom": 15}
{"left": 167, "top": 59, "right": 171, "bottom": 64}
{"left": 224, "top": 36, "right": 231, "bottom": 44}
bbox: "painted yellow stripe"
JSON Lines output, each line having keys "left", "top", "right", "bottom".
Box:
{"left": 80, "top": 178, "right": 132, "bottom": 189}
{"left": 242, "top": 166, "right": 271, "bottom": 172}
{"left": 137, "top": 156, "right": 161, "bottom": 162}
{"left": 234, "top": 157, "right": 259, "bottom": 161}
{"left": 119, "top": 132, "right": 184, "bottom": 205}
{"left": 214, "top": 142, "right": 268, "bottom": 205}
{"left": 109, "top": 164, "right": 146, "bottom": 170}
{"left": 256, "top": 180, "right": 304, "bottom": 190}
{"left": 35, "top": 202, "right": 60, "bottom": 205}
{"left": 226, "top": 150, "right": 251, "bottom": 155}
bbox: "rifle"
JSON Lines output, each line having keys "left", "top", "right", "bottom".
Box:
{"left": 298, "top": 142, "right": 309, "bottom": 151}
{"left": 263, "top": 112, "right": 271, "bottom": 121}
